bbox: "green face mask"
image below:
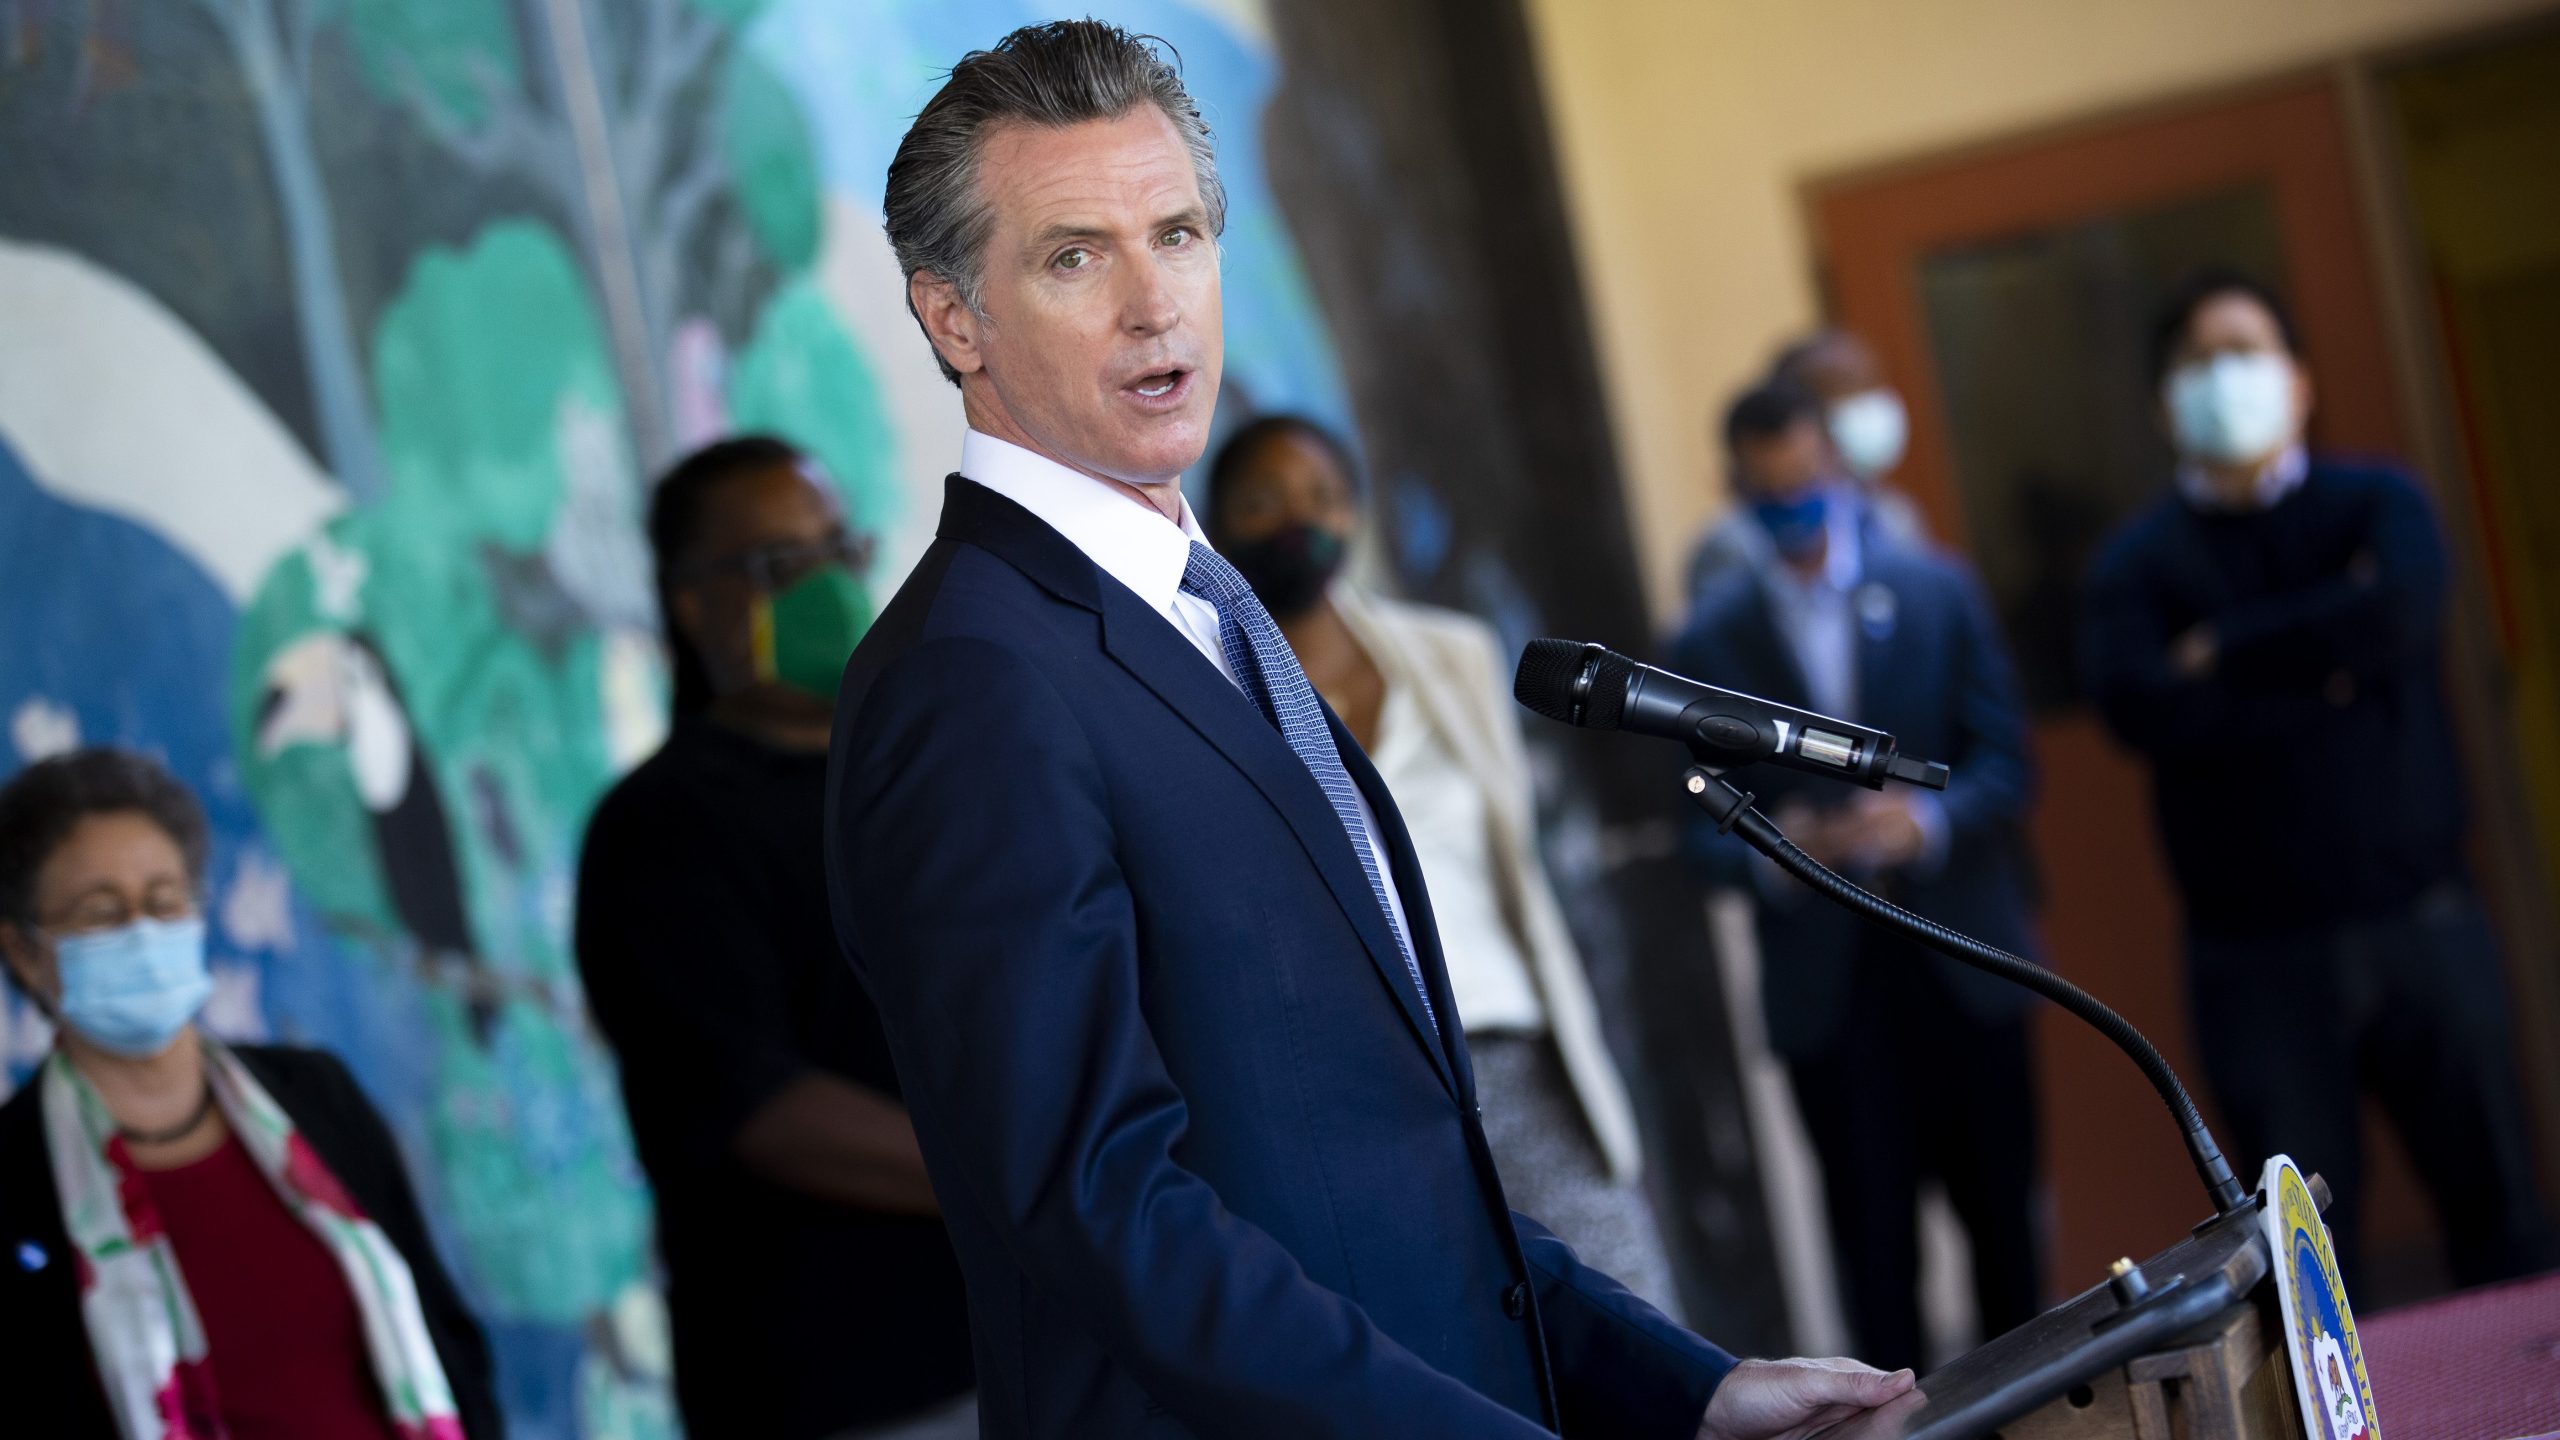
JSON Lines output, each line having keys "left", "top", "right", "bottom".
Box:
{"left": 750, "top": 565, "right": 874, "bottom": 701}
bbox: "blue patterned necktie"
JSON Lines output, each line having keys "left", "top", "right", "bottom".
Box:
{"left": 1180, "top": 542, "right": 1437, "bottom": 1031}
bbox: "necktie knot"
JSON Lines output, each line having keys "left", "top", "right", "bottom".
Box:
{"left": 1180, "top": 541, "right": 1254, "bottom": 610}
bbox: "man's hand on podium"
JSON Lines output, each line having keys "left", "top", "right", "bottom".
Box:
{"left": 1696, "top": 1356, "right": 1917, "bottom": 1440}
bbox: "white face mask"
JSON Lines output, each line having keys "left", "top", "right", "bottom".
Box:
{"left": 2166, "top": 352, "right": 2296, "bottom": 465}
{"left": 1827, "top": 389, "right": 1907, "bottom": 480}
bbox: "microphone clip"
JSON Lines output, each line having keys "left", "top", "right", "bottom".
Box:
{"left": 1680, "top": 764, "right": 1756, "bottom": 835}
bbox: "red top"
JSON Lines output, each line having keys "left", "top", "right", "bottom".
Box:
{"left": 143, "top": 1134, "right": 401, "bottom": 1440}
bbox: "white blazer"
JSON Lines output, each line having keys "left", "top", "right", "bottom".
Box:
{"left": 1333, "top": 584, "right": 1647, "bottom": 1182}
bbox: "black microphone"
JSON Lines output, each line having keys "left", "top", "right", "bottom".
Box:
{"left": 1513, "top": 639, "right": 1947, "bottom": 791}
{"left": 1517, "top": 636, "right": 2248, "bottom": 1216}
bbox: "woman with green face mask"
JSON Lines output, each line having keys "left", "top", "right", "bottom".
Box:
{"left": 573, "top": 436, "right": 979, "bottom": 1440}
{"left": 0, "top": 746, "right": 499, "bottom": 1440}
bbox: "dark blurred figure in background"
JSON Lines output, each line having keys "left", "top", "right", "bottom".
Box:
{"left": 1686, "top": 328, "right": 1930, "bottom": 607}
{"left": 1, "top": 747, "right": 498, "bottom": 1440}
{"left": 1770, "top": 329, "right": 1930, "bottom": 553}
{"left": 2081, "top": 270, "right": 2550, "bottom": 1288}
{"left": 1202, "top": 415, "right": 1679, "bottom": 1313}
{"left": 1674, "top": 381, "right": 2044, "bottom": 1373}
{"left": 576, "top": 436, "right": 976, "bottom": 1439}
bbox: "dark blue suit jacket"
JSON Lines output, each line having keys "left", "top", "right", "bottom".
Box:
{"left": 824, "top": 478, "right": 1733, "bottom": 1439}
{"left": 1670, "top": 543, "right": 2039, "bottom": 1060}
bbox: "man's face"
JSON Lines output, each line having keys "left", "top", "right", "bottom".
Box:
{"left": 921, "top": 106, "right": 1223, "bottom": 488}
{"left": 669, "top": 460, "right": 857, "bottom": 702}
{"left": 2164, "top": 290, "right": 2313, "bottom": 452}
{"left": 1733, "top": 418, "right": 1834, "bottom": 502}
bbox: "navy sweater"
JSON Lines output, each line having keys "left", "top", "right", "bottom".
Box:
{"left": 2081, "top": 459, "right": 2466, "bottom": 938}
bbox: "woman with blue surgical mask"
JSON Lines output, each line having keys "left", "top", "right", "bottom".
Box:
{"left": 0, "top": 747, "right": 500, "bottom": 1439}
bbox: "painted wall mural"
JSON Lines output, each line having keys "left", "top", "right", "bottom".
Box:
{"left": 0, "top": 2, "right": 1346, "bottom": 1435}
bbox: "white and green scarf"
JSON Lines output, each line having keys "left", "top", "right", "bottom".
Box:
{"left": 40, "top": 1040, "right": 466, "bottom": 1440}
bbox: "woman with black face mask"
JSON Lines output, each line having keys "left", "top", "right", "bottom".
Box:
{"left": 1203, "top": 415, "right": 1681, "bottom": 1316}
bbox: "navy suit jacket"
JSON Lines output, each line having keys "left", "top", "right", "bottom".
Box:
{"left": 1669, "top": 543, "right": 2039, "bottom": 1060}
{"left": 824, "top": 478, "right": 1734, "bottom": 1439}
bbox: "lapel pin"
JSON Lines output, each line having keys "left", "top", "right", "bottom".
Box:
{"left": 1856, "top": 582, "right": 1898, "bottom": 640}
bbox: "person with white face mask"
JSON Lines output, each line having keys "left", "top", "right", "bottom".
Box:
{"left": 1683, "top": 329, "right": 1930, "bottom": 610}
{"left": 1774, "top": 329, "right": 1930, "bottom": 550}
{"left": 0, "top": 747, "right": 500, "bottom": 1439}
{"left": 2081, "top": 270, "right": 2552, "bottom": 1291}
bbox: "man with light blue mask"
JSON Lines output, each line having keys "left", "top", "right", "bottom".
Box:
{"left": 1673, "top": 379, "right": 2044, "bottom": 1375}
{"left": 1685, "top": 330, "right": 1928, "bottom": 609}
{"left": 2082, "top": 269, "right": 2551, "bottom": 1290}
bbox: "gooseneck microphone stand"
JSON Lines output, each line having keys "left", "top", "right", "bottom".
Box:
{"left": 1677, "top": 762, "right": 2249, "bottom": 1219}
{"left": 1515, "top": 638, "right": 2325, "bottom": 1436}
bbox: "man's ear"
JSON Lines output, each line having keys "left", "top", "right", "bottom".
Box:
{"left": 911, "top": 271, "right": 986, "bottom": 379}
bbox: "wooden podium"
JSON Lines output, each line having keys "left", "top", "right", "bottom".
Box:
{"left": 1815, "top": 1181, "right": 2328, "bottom": 1440}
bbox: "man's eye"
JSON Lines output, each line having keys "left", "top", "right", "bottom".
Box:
{"left": 1161, "top": 227, "right": 1193, "bottom": 247}
{"left": 1054, "top": 248, "right": 1090, "bottom": 271}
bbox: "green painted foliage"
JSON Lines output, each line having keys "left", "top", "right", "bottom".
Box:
{"left": 371, "top": 221, "right": 617, "bottom": 551}
{"left": 728, "top": 277, "right": 897, "bottom": 533}
{"left": 717, "top": 46, "right": 822, "bottom": 272}
{"left": 344, "top": 0, "right": 521, "bottom": 127}
{"left": 682, "top": 0, "right": 773, "bottom": 25}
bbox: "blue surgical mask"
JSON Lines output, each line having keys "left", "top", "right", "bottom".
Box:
{"left": 2166, "top": 352, "right": 2295, "bottom": 465}
{"left": 52, "top": 916, "right": 212, "bottom": 1058}
{"left": 1751, "top": 491, "right": 1831, "bottom": 561}
{"left": 1827, "top": 390, "right": 1908, "bottom": 480}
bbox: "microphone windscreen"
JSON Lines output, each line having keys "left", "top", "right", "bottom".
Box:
{"left": 1514, "top": 639, "right": 1591, "bottom": 723}
{"left": 1585, "top": 649, "right": 1635, "bottom": 731}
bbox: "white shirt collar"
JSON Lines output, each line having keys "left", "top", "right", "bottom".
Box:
{"left": 2178, "top": 443, "right": 2309, "bottom": 513}
{"left": 959, "top": 428, "right": 1209, "bottom": 608}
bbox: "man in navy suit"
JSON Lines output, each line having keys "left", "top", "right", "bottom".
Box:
{"left": 822, "top": 20, "right": 1913, "bottom": 1440}
{"left": 1672, "top": 379, "right": 2044, "bottom": 1376}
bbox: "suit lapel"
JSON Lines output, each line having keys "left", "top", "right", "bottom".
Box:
{"left": 1852, "top": 557, "right": 1905, "bottom": 728}
{"left": 1098, "top": 588, "right": 1457, "bottom": 1092}
{"left": 1332, "top": 715, "right": 1465, "bottom": 1094}
{"left": 938, "top": 478, "right": 1456, "bottom": 1091}
{"left": 1736, "top": 578, "right": 1817, "bottom": 712}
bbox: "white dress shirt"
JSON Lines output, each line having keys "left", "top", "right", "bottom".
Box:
{"left": 1368, "top": 682, "right": 1546, "bottom": 1034}
{"left": 1756, "top": 495, "right": 1864, "bottom": 723}
{"left": 1750, "top": 494, "right": 1947, "bottom": 893}
{"left": 959, "top": 429, "right": 1419, "bottom": 965}
{"left": 2177, "top": 442, "right": 2309, "bottom": 513}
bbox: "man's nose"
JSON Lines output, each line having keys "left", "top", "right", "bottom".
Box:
{"left": 1120, "top": 259, "right": 1181, "bottom": 337}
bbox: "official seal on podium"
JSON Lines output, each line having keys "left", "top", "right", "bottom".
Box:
{"left": 2263, "top": 1155, "right": 2380, "bottom": 1440}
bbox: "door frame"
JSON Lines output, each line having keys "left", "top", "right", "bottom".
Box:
{"left": 1799, "top": 57, "right": 2560, "bottom": 1293}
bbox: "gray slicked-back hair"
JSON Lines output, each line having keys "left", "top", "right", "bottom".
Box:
{"left": 884, "top": 20, "right": 1227, "bottom": 386}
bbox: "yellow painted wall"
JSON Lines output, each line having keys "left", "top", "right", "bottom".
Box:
{"left": 1522, "top": 0, "right": 2556, "bottom": 621}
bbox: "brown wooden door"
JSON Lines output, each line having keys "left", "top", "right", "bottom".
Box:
{"left": 1808, "top": 75, "right": 2427, "bottom": 1295}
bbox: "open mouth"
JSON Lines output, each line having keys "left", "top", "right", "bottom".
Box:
{"left": 1124, "top": 367, "right": 1192, "bottom": 404}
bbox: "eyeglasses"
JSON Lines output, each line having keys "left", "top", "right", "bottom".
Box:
{"left": 679, "top": 528, "right": 875, "bottom": 594}
{"left": 36, "top": 884, "right": 199, "bottom": 938}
